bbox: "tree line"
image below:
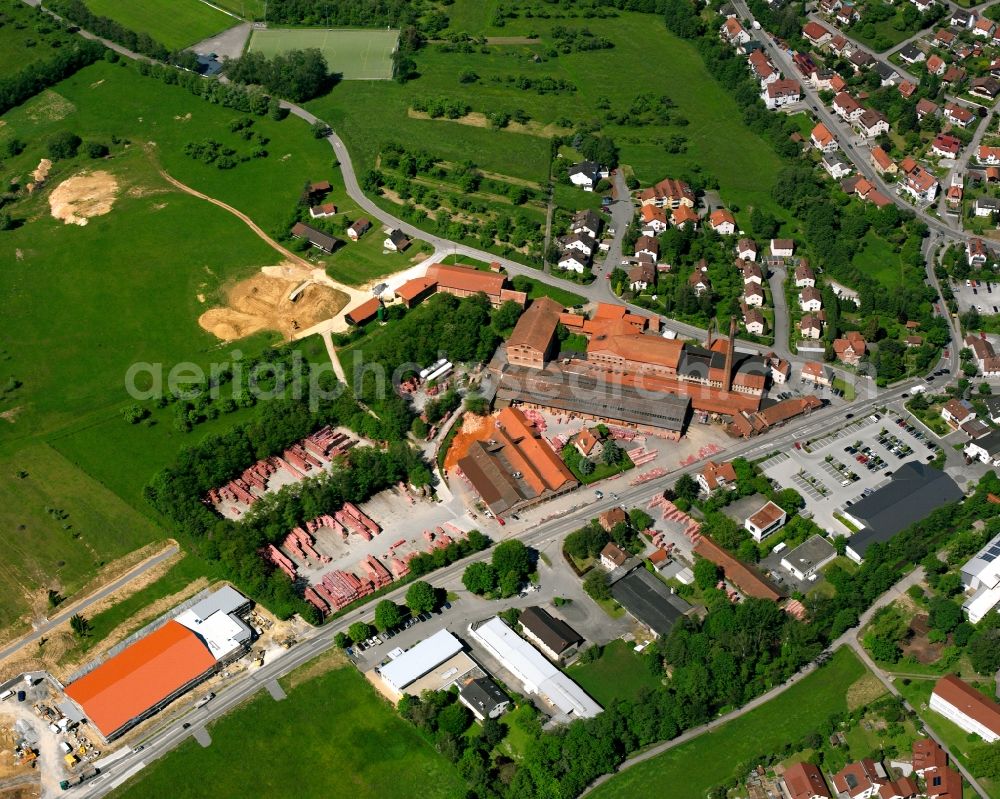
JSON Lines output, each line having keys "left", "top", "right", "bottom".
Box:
{"left": 223, "top": 49, "right": 331, "bottom": 103}
{"left": 46, "top": 0, "right": 185, "bottom": 63}
{"left": 0, "top": 36, "right": 103, "bottom": 119}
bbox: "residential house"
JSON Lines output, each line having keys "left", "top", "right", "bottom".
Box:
{"left": 932, "top": 133, "right": 962, "bottom": 158}
{"left": 769, "top": 354, "right": 791, "bottom": 383}
{"left": 951, "top": 9, "right": 973, "bottom": 27}
{"left": 849, "top": 49, "right": 874, "bottom": 71}
{"left": 811, "top": 122, "right": 839, "bottom": 152}
{"left": 974, "top": 197, "right": 1000, "bottom": 217}
{"left": 942, "top": 398, "right": 976, "bottom": 428}
{"left": 744, "top": 282, "right": 766, "bottom": 307}
{"left": 984, "top": 394, "right": 1000, "bottom": 424}
{"left": 944, "top": 103, "right": 975, "bottom": 128}
{"left": 910, "top": 0, "right": 934, "bottom": 12}
{"left": 639, "top": 177, "right": 696, "bottom": 208}
{"left": 900, "top": 161, "right": 939, "bottom": 202}
{"left": 942, "top": 64, "right": 966, "bottom": 84}
{"left": 898, "top": 79, "right": 917, "bottom": 98}
{"left": 783, "top": 761, "right": 831, "bottom": 799}
{"left": 802, "top": 21, "right": 833, "bottom": 46}
{"left": 763, "top": 79, "right": 801, "bottom": 110}
{"left": 736, "top": 238, "right": 758, "bottom": 261}
{"left": 308, "top": 202, "right": 337, "bottom": 219}
{"left": 743, "top": 305, "right": 766, "bottom": 335}
{"left": 916, "top": 98, "right": 939, "bottom": 120}
{"left": 833, "top": 91, "right": 863, "bottom": 121}
{"left": 966, "top": 334, "right": 998, "bottom": 371}
{"left": 812, "top": 68, "right": 838, "bottom": 90}
{"left": 930, "top": 675, "right": 1000, "bottom": 743}
{"left": 745, "top": 500, "right": 786, "bottom": 541}
{"left": 799, "top": 286, "right": 823, "bottom": 312}
{"left": 974, "top": 17, "right": 996, "bottom": 37}
{"left": 709, "top": 209, "right": 737, "bottom": 235}
{"left": 873, "top": 61, "right": 899, "bottom": 85}
{"left": 912, "top": 739, "right": 963, "bottom": 799}
{"left": 742, "top": 262, "right": 764, "bottom": 284}
{"left": 458, "top": 677, "right": 510, "bottom": 722}
{"left": 802, "top": 360, "right": 833, "bottom": 386}
{"left": 934, "top": 28, "right": 957, "bottom": 48}
{"left": 628, "top": 259, "right": 655, "bottom": 291}
{"left": 965, "top": 430, "right": 1000, "bottom": 465}
{"left": 347, "top": 217, "right": 371, "bottom": 241}
{"left": 383, "top": 228, "right": 411, "bottom": 252}
{"left": 749, "top": 50, "right": 779, "bottom": 85}
{"left": 633, "top": 235, "right": 658, "bottom": 261}
{"left": 836, "top": 4, "right": 859, "bottom": 25}
{"left": 671, "top": 205, "right": 699, "bottom": 228}
{"left": 829, "top": 34, "right": 851, "bottom": 56}
{"left": 801, "top": 314, "right": 823, "bottom": 339}
{"left": 696, "top": 460, "right": 738, "bottom": 494}
{"left": 571, "top": 209, "right": 603, "bottom": 239}
{"left": 688, "top": 270, "right": 711, "bottom": 296}
{"left": 967, "top": 236, "right": 989, "bottom": 266}
{"left": 870, "top": 145, "right": 897, "bottom": 174}
{"left": 926, "top": 53, "right": 947, "bottom": 75}
{"left": 640, "top": 205, "right": 669, "bottom": 234}
{"left": 971, "top": 76, "right": 1000, "bottom": 100}
{"left": 558, "top": 251, "right": 589, "bottom": 273}
{"left": 855, "top": 109, "right": 889, "bottom": 139}
{"left": 563, "top": 232, "right": 596, "bottom": 257}
{"left": 770, "top": 238, "right": 795, "bottom": 258}
{"left": 598, "top": 541, "right": 629, "bottom": 571}
{"left": 979, "top": 145, "right": 1000, "bottom": 164}
{"left": 898, "top": 44, "right": 926, "bottom": 64}
{"left": 568, "top": 161, "right": 605, "bottom": 190}
{"left": 832, "top": 759, "right": 889, "bottom": 799}
{"left": 833, "top": 331, "right": 867, "bottom": 365}
{"left": 795, "top": 262, "right": 816, "bottom": 287}
{"left": 721, "top": 17, "right": 751, "bottom": 45}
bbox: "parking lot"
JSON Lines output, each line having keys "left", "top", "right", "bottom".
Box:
{"left": 759, "top": 413, "right": 940, "bottom": 534}
{"left": 951, "top": 278, "right": 1000, "bottom": 315}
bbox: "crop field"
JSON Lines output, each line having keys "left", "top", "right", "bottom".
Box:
{"left": 591, "top": 648, "right": 871, "bottom": 799}
{"left": 82, "top": 0, "right": 235, "bottom": 50}
{"left": 0, "top": 445, "right": 163, "bottom": 632}
{"left": 112, "top": 663, "right": 467, "bottom": 799}
{"left": 307, "top": 12, "right": 786, "bottom": 219}
{"left": 248, "top": 28, "right": 398, "bottom": 80}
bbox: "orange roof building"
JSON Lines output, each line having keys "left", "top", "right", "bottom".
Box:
{"left": 65, "top": 621, "right": 218, "bottom": 741}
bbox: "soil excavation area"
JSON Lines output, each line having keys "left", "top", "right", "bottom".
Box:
{"left": 48, "top": 170, "right": 118, "bottom": 225}
{"left": 199, "top": 270, "right": 350, "bottom": 342}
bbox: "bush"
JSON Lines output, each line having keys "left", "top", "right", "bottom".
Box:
{"left": 47, "top": 131, "right": 82, "bottom": 160}
{"left": 86, "top": 142, "right": 109, "bottom": 159}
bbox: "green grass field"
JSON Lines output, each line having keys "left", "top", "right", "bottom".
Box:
{"left": 83, "top": 0, "right": 235, "bottom": 50}
{"left": 568, "top": 641, "right": 664, "bottom": 706}
{"left": 0, "top": 0, "right": 79, "bottom": 74}
{"left": 853, "top": 230, "right": 905, "bottom": 288}
{"left": 112, "top": 663, "right": 467, "bottom": 799}
{"left": 248, "top": 28, "right": 398, "bottom": 80}
{"left": 307, "top": 12, "right": 786, "bottom": 218}
{"left": 591, "top": 648, "right": 869, "bottom": 799}
{"left": 0, "top": 445, "right": 163, "bottom": 631}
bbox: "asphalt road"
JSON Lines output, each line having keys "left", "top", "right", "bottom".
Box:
{"left": 0, "top": 545, "right": 180, "bottom": 666}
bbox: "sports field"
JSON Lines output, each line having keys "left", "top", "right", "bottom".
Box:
{"left": 248, "top": 28, "right": 398, "bottom": 80}
{"left": 82, "top": 0, "right": 235, "bottom": 51}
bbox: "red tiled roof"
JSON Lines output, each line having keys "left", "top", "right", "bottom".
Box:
{"left": 394, "top": 276, "right": 436, "bottom": 302}
{"left": 932, "top": 674, "right": 1000, "bottom": 736}
{"left": 425, "top": 263, "right": 505, "bottom": 296}
{"left": 65, "top": 621, "right": 216, "bottom": 738}
{"left": 346, "top": 297, "right": 380, "bottom": 325}
{"left": 785, "top": 761, "right": 831, "bottom": 799}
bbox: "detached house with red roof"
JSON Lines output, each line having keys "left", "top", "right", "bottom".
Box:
{"left": 720, "top": 17, "right": 751, "bottom": 46}
{"left": 709, "top": 209, "right": 737, "bottom": 235}
{"left": 833, "top": 759, "right": 889, "bottom": 799}
{"left": 833, "top": 91, "right": 864, "bottom": 122}
{"left": 900, "top": 160, "right": 939, "bottom": 203}
{"left": 833, "top": 331, "right": 867, "bottom": 365}
{"left": 736, "top": 238, "right": 758, "bottom": 261}
{"left": 932, "top": 134, "right": 962, "bottom": 158}
{"left": 749, "top": 50, "right": 778, "bottom": 85}
{"left": 870, "top": 145, "right": 896, "bottom": 175}
{"left": 783, "top": 761, "right": 831, "bottom": 799}
{"left": 974, "top": 17, "right": 996, "bottom": 37}
{"left": 640, "top": 204, "right": 669, "bottom": 234}
{"left": 811, "top": 122, "right": 839, "bottom": 152}
{"left": 763, "top": 79, "right": 801, "bottom": 110}
{"left": 795, "top": 262, "right": 816, "bottom": 287}
{"left": 967, "top": 237, "right": 989, "bottom": 266}
{"left": 639, "top": 177, "right": 695, "bottom": 209}
{"left": 696, "top": 460, "right": 737, "bottom": 494}
{"left": 926, "top": 53, "right": 947, "bottom": 76}
{"left": 803, "top": 21, "right": 833, "bottom": 46}
{"left": 945, "top": 103, "right": 975, "bottom": 128}
{"left": 672, "top": 205, "right": 699, "bottom": 228}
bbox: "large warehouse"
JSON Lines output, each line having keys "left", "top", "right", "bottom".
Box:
{"left": 65, "top": 586, "right": 252, "bottom": 741}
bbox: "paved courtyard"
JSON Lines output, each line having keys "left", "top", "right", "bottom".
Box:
{"left": 950, "top": 278, "right": 1000, "bottom": 315}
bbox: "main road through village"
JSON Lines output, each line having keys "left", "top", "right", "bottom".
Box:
{"left": 19, "top": 4, "right": 985, "bottom": 795}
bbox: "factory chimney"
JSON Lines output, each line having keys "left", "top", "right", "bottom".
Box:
{"left": 723, "top": 315, "right": 736, "bottom": 393}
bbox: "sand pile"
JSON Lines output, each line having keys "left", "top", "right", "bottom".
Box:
{"left": 48, "top": 170, "right": 118, "bottom": 225}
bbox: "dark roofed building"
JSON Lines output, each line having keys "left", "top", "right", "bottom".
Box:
{"left": 518, "top": 606, "right": 584, "bottom": 661}
{"left": 458, "top": 676, "right": 510, "bottom": 721}
{"left": 290, "top": 222, "right": 340, "bottom": 253}
{"left": 610, "top": 567, "right": 691, "bottom": 637}
{"left": 844, "top": 462, "right": 962, "bottom": 562}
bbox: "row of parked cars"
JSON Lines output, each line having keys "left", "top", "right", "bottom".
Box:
{"left": 350, "top": 603, "right": 454, "bottom": 654}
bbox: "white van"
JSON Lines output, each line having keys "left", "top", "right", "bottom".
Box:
{"left": 0, "top": 690, "right": 13, "bottom": 701}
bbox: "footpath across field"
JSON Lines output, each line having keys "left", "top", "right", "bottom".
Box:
{"left": 248, "top": 28, "right": 398, "bottom": 80}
